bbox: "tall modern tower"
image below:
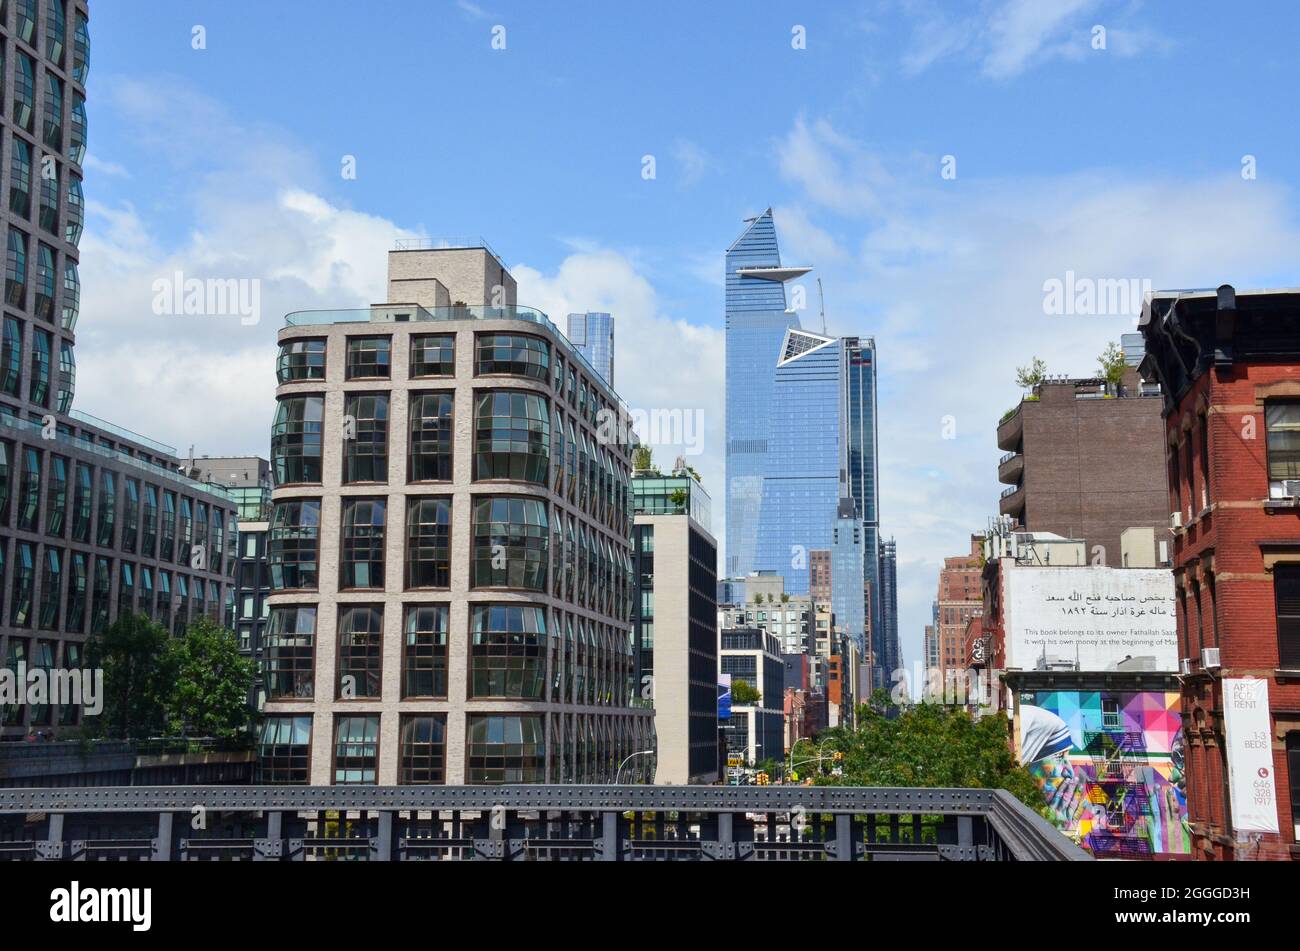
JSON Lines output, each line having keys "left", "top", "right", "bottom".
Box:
{"left": 724, "top": 209, "right": 808, "bottom": 578}
{"left": 724, "top": 210, "right": 883, "bottom": 656}
{"left": 0, "top": 1, "right": 239, "bottom": 740}
{"left": 566, "top": 311, "right": 613, "bottom": 387}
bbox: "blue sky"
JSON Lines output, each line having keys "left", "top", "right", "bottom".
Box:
{"left": 76, "top": 0, "right": 1300, "bottom": 671}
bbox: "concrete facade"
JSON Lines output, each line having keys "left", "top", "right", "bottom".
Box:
{"left": 997, "top": 368, "right": 1168, "bottom": 567}
{"left": 263, "top": 246, "right": 651, "bottom": 785}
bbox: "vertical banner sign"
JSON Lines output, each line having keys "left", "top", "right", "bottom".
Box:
{"left": 1222, "top": 678, "right": 1279, "bottom": 834}
{"left": 717, "top": 674, "right": 732, "bottom": 721}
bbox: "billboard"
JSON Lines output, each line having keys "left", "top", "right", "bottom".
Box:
{"left": 1222, "top": 677, "right": 1279, "bottom": 834}
{"left": 717, "top": 674, "right": 732, "bottom": 721}
{"left": 1004, "top": 567, "right": 1177, "bottom": 671}
{"left": 1018, "top": 688, "right": 1189, "bottom": 857}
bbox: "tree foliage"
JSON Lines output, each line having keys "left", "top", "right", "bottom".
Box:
{"left": 85, "top": 613, "right": 255, "bottom": 740}
{"left": 731, "top": 679, "right": 762, "bottom": 704}
{"left": 167, "top": 616, "right": 257, "bottom": 738}
{"left": 1096, "top": 341, "right": 1126, "bottom": 387}
{"left": 85, "top": 613, "right": 177, "bottom": 738}
{"left": 1015, "top": 355, "right": 1047, "bottom": 390}
{"left": 795, "top": 694, "right": 1045, "bottom": 814}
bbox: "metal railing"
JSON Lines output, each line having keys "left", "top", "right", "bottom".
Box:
{"left": 0, "top": 785, "right": 1089, "bottom": 862}
{"left": 70, "top": 409, "right": 178, "bottom": 456}
{"left": 0, "top": 415, "right": 235, "bottom": 502}
{"left": 282, "top": 304, "right": 627, "bottom": 416}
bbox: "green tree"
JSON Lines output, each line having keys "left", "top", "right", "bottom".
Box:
{"left": 632, "top": 445, "right": 657, "bottom": 473}
{"left": 731, "top": 679, "right": 762, "bottom": 704}
{"left": 1015, "top": 356, "right": 1047, "bottom": 390}
{"left": 799, "top": 700, "right": 1045, "bottom": 814}
{"left": 166, "top": 617, "right": 257, "bottom": 739}
{"left": 1097, "top": 341, "right": 1126, "bottom": 388}
{"left": 85, "top": 613, "right": 176, "bottom": 738}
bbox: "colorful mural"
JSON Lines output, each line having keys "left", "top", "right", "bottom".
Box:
{"left": 1018, "top": 690, "right": 1190, "bottom": 857}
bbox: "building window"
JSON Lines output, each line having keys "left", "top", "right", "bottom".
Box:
{"left": 471, "top": 496, "right": 548, "bottom": 590}
{"left": 257, "top": 716, "right": 312, "bottom": 784}
{"left": 410, "top": 334, "right": 454, "bottom": 377}
{"left": 44, "top": 454, "right": 67, "bottom": 536}
{"left": 469, "top": 604, "right": 548, "bottom": 699}
{"left": 465, "top": 714, "right": 545, "bottom": 784}
{"left": 342, "top": 393, "right": 388, "bottom": 483}
{"left": 0, "top": 316, "right": 20, "bottom": 396}
{"left": 265, "top": 605, "right": 316, "bottom": 700}
{"left": 141, "top": 485, "right": 158, "bottom": 557}
{"left": 474, "top": 390, "right": 550, "bottom": 484}
{"left": 118, "top": 562, "right": 136, "bottom": 618}
{"left": 1274, "top": 563, "right": 1300, "bottom": 669}
{"left": 71, "top": 465, "right": 92, "bottom": 545}
{"left": 15, "top": 0, "right": 36, "bottom": 45}
{"left": 275, "top": 338, "right": 326, "bottom": 382}
{"left": 340, "top": 498, "right": 386, "bottom": 589}
{"left": 34, "top": 245, "right": 55, "bottom": 319}
{"left": 1266, "top": 403, "right": 1300, "bottom": 496}
{"left": 408, "top": 391, "right": 453, "bottom": 481}
{"left": 29, "top": 328, "right": 50, "bottom": 405}
{"left": 38, "top": 548, "right": 61, "bottom": 630}
{"left": 1102, "top": 698, "right": 1121, "bottom": 729}
{"left": 268, "top": 499, "right": 321, "bottom": 590}
{"left": 9, "top": 140, "right": 31, "bottom": 216}
{"left": 1287, "top": 733, "right": 1300, "bottom": 842}
{"left": 66, "top": 174, "right": 84, "bottom": 246}
{"left": 337, "top": 604, "right": 383, "bottom": 699}
{"left": 334, "top": 715, "right": 380, "bottom": 784}
{"left": 345, "top": 336, "right": 390, "bottom": 380}
{"left": 404, "top": 497, "right": 450, "bottom": 588}
{"left": 42, "top": 74, "right": 63, "bottom": 150}
{"left": 73, "top": 12, "right": 90, "bottom": 84}
{"left": 56, "top": 341, "right": 74, "bottom": 413}
{"left": 91, "top": 556, "right": 112, "bottom": 634}
{"left": 475, "top": 333, "right": 549, "bottom": 380}
{"left": 68, "top": 95, "right": 86, "bottom": 165}
{"left": 271, "top": 395, "right": 324, "bottom": 485}
{"left": 399, "top": 715, "right": 447, "bottom": 785}
{"left": 402, "top": 604, "right": 448, "bottom": 698}
{"left": 17, "top": 447, "right": 40, "bottom": 531}
{"left": 93, "top": 470, "right": 115, "bottom": 547}
{"left": 62, "top": 260, "right": 78, "bottom": 330}
{"left": 13, "top": 53, "right": 35, "bottom": 132}
{"left": 66, "top": 553, "right": 87, "bottom": 632}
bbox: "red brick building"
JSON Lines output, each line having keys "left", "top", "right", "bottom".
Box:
{"left": 1140, "top": 285, "right": 1300, "bottom": 861}
{"left": 936, "top": 535, "right": 984, "bottom": 683}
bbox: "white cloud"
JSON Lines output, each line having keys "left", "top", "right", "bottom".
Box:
{"left": 773, "top": 116, "right": 1300, "bottom": 669}
{"left": 671, "top": 139, "right": 715, "bottom": 187}
{"left": 512, "top": 250, "right": 725, "bottom": 525}
{"left": 892, "top": 0, "right": 1167, "bottom": 79}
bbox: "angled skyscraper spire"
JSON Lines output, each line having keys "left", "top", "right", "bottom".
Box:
{"left": 724, "top": 209, "right": 809, "bottom": 577}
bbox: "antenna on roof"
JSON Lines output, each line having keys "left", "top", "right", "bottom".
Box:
{"left": 817, "top": 278, "right": 827, "bottom": 336}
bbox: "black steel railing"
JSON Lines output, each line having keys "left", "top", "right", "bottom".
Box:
{"left": 0, "top": 785, "right": 1089, "bottom": 862}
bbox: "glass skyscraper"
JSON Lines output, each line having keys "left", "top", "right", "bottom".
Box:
{"left": 566, "top": 311, "right": 614, "bottom": 387}
{"left": 724, "top": 209, "right": 806, "bottom": 579}
{"left": 724, "top": 210, "right": 885, "bottom": 656}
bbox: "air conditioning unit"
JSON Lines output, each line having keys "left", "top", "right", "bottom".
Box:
{"left": 1284, "top": 479, "right": 1300, "bottom": 499}
{"left": 1201, "top": 647, "right": 1221, "bottom": 670}
{"left": 1179, "top": 657, "right": 1194, "bottom": 676}
{"left": 1170, "top": 511, "right": 1183, "bottom": 530}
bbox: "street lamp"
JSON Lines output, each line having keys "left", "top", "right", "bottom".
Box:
{"left": 614, "top": 749, "right": 655, "bottom": 784}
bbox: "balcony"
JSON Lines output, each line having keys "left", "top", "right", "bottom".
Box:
{"left": 997, "top": 403, "right": 1024, "bottom": 451}
{"left": 997, "top": 451, "right": 1023, "bottom": 485}
{"left": 999, "top": 482, "right": 1025, "bottom": 519}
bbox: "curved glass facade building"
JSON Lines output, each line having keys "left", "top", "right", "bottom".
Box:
{"left": 0, "top": 2, "right": 238, "bottom": 739}
{"left": 261, "top": 245, "right": 653, "bottom": 785}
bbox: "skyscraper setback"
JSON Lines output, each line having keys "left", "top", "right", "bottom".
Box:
{"left": 723, "top": 209, "right": 885, "bottom": 658}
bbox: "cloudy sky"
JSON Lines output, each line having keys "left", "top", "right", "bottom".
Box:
{"left": 78, "top": 0, "right": 1300, "bottom": 669}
